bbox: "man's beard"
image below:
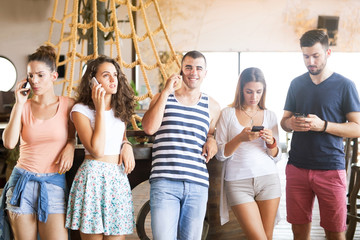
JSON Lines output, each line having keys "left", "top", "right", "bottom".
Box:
{"left": 307, "top": 62, "right": 326, "bottom": 76}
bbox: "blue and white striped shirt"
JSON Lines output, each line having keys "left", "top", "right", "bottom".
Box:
{"left": 150, "top": 93, "right": 211, "bottom": 187}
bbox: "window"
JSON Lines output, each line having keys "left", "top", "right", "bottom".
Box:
{"left": 202, "top": 51, "right": 360, "bottom": 145}
{"left": 0, "top": 56, "right": 17, "bottom": 91}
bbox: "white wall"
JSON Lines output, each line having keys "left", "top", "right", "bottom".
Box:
{"left": 0, "top": 0, "right": 53, "bottom": 86}
{"left": 1, "top": 0, "right": 360, "bottom": 94}
{"left": 152, "top": 0, "right": 360, "bottom": 52}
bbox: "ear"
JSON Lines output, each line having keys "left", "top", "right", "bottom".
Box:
{"left": 51, "top": 71, "right": 59, "bottom": 82}
{"left": 326, "top": 48, "right": 332, "bottom": 57}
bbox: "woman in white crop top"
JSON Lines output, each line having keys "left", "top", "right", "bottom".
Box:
{"left": 215, "top": 67, "right": 282, "bottom": 240}
{"left": 65, "top": 56, "right": 136, "bottom": 239}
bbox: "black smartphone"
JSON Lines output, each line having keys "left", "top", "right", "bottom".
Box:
{"left": 22, "top": 77, "right": 30, "bottom": 96}
{"left": 251, "top": 126, "right": 264, "bottom": 132}
{"left": 294, "top": 113, "right": 306, "bottom": 118}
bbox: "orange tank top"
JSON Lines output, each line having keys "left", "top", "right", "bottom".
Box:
{"left": 17, "top": 96, "right": 70, "bottom": 173}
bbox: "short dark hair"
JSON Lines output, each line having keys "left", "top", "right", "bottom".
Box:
{"left": 181, "top": 50, "right": 207, "bottom": 68}
{"left": 300, "top": 29, "right": 329, "bottom": 50}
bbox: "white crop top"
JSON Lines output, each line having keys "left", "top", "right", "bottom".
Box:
{"left": 70, "top": 103, "right": 125, "bottom": 155}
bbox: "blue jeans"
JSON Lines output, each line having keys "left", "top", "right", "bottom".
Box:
{"left": 150, "top": 179, "right": 208, "bottom": 240}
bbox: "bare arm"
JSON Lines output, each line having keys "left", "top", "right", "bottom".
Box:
{"left": 72, "top": 110, "right": 105, "bottom": 158}
{"left": 2, "top": 79, "right": 30, "bottom": 149}
{"left": 119, "top": 130, "right": 135, "bottom": 174}
{"left": 311, "top": 112, "right": 360, "bottom": 138}
{"left": 56, "top": 97, "right": 76, "bottom": 174}
{"left": 281, "top": 110, "right": 360, "bottom": 138}
{"left": 224, "top": 128, "right": 261, "bottom": 157}
{"left": 142, "top": 74, "right": 181, "bottom": 135}
{"left": 202, "top": 97, "right": 221, "bottom": 162}
{"left": 260, "top": 127, "right": 279, "bottom": 158}
{"left": 281, "top": 110, "right": 295, "bottom": 132}
{"left": 73, "top": 85, "right": 106, "bottom": 158}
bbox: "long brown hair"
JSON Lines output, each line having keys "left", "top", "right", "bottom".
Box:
{"left": 75, "top": 55, "right": 135, "bottom": 123}
{"left": 230, "top": 67, "right": 267, "bottom": 110}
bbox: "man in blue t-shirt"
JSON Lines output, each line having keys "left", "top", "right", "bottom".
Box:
{"left": 281, "top": 29, "right": 360, "bottom": 240}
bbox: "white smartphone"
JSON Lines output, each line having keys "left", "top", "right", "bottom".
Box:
{"left": 90, "top": 77, "right": 99, "bottom": 89}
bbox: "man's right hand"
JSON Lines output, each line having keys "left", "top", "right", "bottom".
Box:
{"left": 290, "top": 115, "right": 311, "bottom": 132}
{"left": 163, "top": 74, "right": 182, "bottom": 95}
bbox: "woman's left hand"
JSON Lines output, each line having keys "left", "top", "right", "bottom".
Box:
{"left": 119, "top": 144, "right": 135, "bottom": 174}
{"left": 56, "top": 141, "right": 75, "bottom": 174}
{"left": 260, "top": 128, "right": 274, "bottom": 145}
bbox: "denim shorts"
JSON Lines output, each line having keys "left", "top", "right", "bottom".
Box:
{"left": 224, "top": 173, "right": 281, "bottom": 206}
{"left": 6, "top": 168, "right": 66, "bottom": 215}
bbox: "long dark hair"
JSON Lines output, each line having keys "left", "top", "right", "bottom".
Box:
{"left": 230, "top": 67, "right": 267, "bottom": 110}
{"left": 75, "top": 55, "right": 135, "bottom": 123}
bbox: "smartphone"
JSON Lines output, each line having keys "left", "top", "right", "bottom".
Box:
{"left": 90, "top": 77, "right": 99, "bottom": 89}
{"left": 251, "top": 126, "right": 264, "bottom": 132}
{"left": 294, "top": 113, "right": 306, "bottom": 118}
{"left": 173, "top": 71, "right": 182, "bottom": 90}
{"left": 22, "top": 77, "right": 30, "bottom": 96}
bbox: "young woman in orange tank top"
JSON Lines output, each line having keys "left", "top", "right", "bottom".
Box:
{"left": 1, "top": 45, "right": 75, "bottom": 240}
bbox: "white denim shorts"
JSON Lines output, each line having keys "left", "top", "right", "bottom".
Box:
{"left": 224, "top": 173, "right": 281, "bottom": 206}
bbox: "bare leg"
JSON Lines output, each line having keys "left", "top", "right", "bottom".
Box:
{"left": 292, "top": 223, "right": 311, "bottom": 240}
{"left": 38, "top": 213, "right": 68, "bottom": 240}
{"left": 80, "top": 232, "right": 125, "bottom": 240}
{"left": 257, "top": 197, "right": 280, "bottom": 240}
{"left": 80, "top": 232, "right": 103, "bottom": 240}
{"left": 231, "top": 202, "right": 267, "bottom": 239}
{"left": 324, "top": 230, "right": 345, "bottom": 240}
{"left": 8, "top": 211, "right": 37, "bottom": 240}
{"left": 104, "top": 235, "right": 125, "bottom": 240}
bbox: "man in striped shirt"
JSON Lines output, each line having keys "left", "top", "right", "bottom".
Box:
{"left": 142, "top": 50, "right": 220, "bottom": 240}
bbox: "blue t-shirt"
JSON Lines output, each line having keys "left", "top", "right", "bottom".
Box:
{"left": 284, "top": 72, "right": 360, "bottom": 170}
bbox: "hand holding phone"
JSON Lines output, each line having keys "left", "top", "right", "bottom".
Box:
{"left": 174, "top": 74, "right": 182, "bottom": 90}
{"left": 90, "top": 77, "right": 99, "bottom": 89}
{"left": 251, "top": 126, "right": 264, "bottom": 132}
{"left": 22, "top": 77, "right": 30, "bottom": 96}
{"left": 294, "top": 113, "right": 306, "bottom": 118}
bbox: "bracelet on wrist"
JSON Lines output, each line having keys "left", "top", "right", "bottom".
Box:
{"left": 320, "top": 120, "right": 328, "bottom": 134}
{"left": 207, "top": 134, "right": 215, "bottom": 140}
{"left": 266, "top": 137, "right": 277, "bottom": 149}
{"left": 121, "top": 140, "right": 132, "bottom": 149}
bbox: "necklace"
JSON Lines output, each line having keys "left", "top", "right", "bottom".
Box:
{"left": 241, "top": 107, "right": 259, "bottom": 125}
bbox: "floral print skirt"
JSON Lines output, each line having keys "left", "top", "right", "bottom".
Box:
{"left": 65, "top": 159, "right": 134, "bottom": 235}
